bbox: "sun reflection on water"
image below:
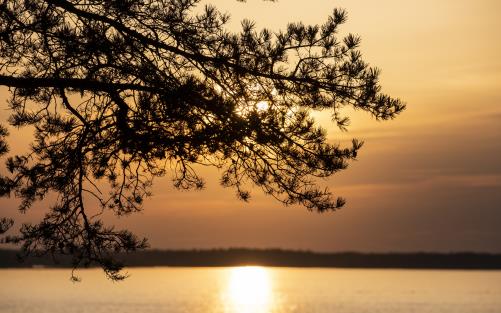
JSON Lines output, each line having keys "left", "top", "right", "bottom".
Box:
{"left": 224, "top": 266, "right": 273, "bottom": 313}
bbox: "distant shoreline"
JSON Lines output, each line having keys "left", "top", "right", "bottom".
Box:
{"left": 1, "top": 248, "right": 500, "bottom": 270}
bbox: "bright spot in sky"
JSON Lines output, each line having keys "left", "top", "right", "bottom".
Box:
{"left": 225, "top": 266, "right": 272, "bottom": 313}
{"left": 256, "top": 101, "right": 269, "bottom": 111}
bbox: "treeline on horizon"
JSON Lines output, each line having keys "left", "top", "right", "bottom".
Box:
{"left": 1, "top": 248, "right": 500, "bottom": 269}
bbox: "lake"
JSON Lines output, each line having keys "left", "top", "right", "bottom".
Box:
{"left": 1, "top": 267, "right": 500, "bottom": 313}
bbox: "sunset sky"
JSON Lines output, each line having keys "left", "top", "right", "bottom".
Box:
{"left": 1, "top": 0, "right": 500, "bottom": 252}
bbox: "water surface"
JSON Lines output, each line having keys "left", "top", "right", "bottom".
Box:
{"left": 1, "top": 267, "right": 500, "bottom": 313}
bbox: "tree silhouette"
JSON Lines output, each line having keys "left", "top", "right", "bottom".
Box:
{"left": 0, "top": 0, "right": 404, "bottom": 280}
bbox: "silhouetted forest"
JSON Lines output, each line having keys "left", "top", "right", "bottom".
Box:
{"left": 1, "top": 249, "right": 500, "bottom": 270}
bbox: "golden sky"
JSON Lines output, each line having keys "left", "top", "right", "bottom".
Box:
{"left": 1, "top": 0, "right": 500, "bottom": 252}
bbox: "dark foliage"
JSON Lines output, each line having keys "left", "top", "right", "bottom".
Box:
{"left": 0, "top": 0, "right": 404, "bottom": 280}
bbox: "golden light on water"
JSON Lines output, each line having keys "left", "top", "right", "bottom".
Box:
{"left": 225, "top": 266, "right": 273, "bottom": 313}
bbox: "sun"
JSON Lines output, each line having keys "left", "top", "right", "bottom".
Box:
{"left": 256, "top": 101, "right": 269, "bottom": 112}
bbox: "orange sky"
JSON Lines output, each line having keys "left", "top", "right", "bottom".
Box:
{"left": 1, "top": 0, "right": 500, "bottom": 252}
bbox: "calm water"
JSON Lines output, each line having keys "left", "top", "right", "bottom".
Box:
{"left": 1, "top": 267, "right": 500, "bottom": 313}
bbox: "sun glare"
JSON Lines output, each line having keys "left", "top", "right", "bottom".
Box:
{"left": 225, "top": 266, "right": 272, "bottom": 313}
{"left": 256, "top": 101, "right": 269, "bottom": 112}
